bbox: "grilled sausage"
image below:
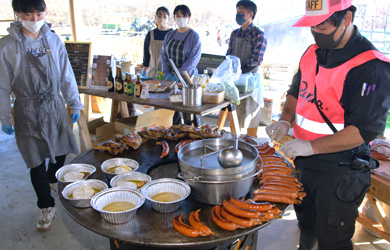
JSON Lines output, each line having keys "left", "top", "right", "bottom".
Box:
{"left": 211, "top": 205, "right": 244, "bottom": 231}
{"left": 263, "top": 166, "right": 298, "bottom": 173}
{"left": 188, "top": 209, "right": 215, "bottom": 236}
{"left": 261, "top": 169, "right": 294, "bottom": 176}
{"left": 261, "top": 173, "right": 302, "bottom": 185}
{"left": 222, "top": 200, "right": 260, "bottom": 219}
{"left": 261, "top": 156, "right": 286, "bottom": 163}
{"left": 253, "top": 193, "right": 301, "bottom": 204}
{"left": 270, "top": 207, "right": 282, "bottom": 218}
{"left": 174, "top": 140, "right": 195, "bottom": 154}
{"left": 156, "top": 141, "right": 169, "bottom": 158}
{"left": 263, "top": 161, "right": 289, "bottom": 167}
{"left": 261, "top": 182, "right": 302, "bottom": 191}
{"left": 254, "top": 187, "right": 306, "bottom": 199}
{"left": 229, "top": 197, "right": 274, "bottom": 212}
{"left": 220, "top": 208, "right": 253, "bottom": 228}
{"left": 172, "top": 214, "right": 204, "bottom": 237}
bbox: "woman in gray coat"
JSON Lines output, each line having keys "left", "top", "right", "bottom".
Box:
{"left": 0, "top": 0, "right": 83, "bottom": 230}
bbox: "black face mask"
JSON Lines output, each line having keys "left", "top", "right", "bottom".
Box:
{"left": 311, "top": 25, "right": 347, "bottom": 49}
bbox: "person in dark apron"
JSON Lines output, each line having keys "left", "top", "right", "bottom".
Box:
{"left": 226, "top": 0, "right": 267, "bottom": 137}
{"left": 160, "top": 5, "right": 202, "bottom": 124}
{"left": 266, "top": 1, "right": 390, "bottom": 248}
{"left": 0, "top": 0, "right": 83, "bottom": 231}
{"left": 142, "top": 7, "right": 172, "bottom": 78}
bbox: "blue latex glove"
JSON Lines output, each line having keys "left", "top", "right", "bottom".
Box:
{"left": 70, "top": 111, "right": 80, "bottom": 124}
{"left": 165, "top": 73, "right": 179, "bottom": 82}
{"left": 141, "top": 70, "right": 147, "bottom": 77}
{"left": 2, "top": 124, "right": 14, "bottom": 135}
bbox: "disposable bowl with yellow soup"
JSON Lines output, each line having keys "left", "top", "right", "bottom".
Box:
{"left": 91, "top": 187, "right": 145, "bottom": 224}
{"left": 141, "top": 178, "right": 191, "bottom": 213}
{"left": 62, "top": 179, "right": 108, "bottom": 208}
{"left": 101, "top": 158, "right": 139, "bottom": 180}
{"left": 110, "top": 172, "right": 152, "bottom": 189}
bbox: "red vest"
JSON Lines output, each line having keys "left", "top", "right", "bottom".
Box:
{"left": 294, "top": 44, "right": 390, "bottom": 141}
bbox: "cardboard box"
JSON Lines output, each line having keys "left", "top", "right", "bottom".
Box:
{"left": 115, "top": 109, "right": 175, "bottom": 134}
{"left": 87, "top": 117, "right": 115, "bottom": 146}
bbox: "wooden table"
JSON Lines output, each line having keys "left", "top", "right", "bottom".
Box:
{"left": 356, "top": 170, "right": 390, "bottom": 242}
{"left": 77, "top": 83, "right": 252, "bottom": 151}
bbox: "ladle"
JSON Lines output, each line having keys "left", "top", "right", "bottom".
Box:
{"left": 217, "top": 134, "right": 243, "bottom": 168}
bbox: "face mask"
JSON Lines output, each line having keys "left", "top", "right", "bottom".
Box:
{"left": 175, "top": 18, "right": 188, "bottom": 28}
{"left": 21, "top": 19, "right": 45, "bottom": 33}
{"left": 156, "top": 17, "right": 169, "bottom": 29}
{"left": 311, "top": 25, "right": 347, "bottom": 49}
{"left": 236, "top": 14, "right": 247, "bottom": 26}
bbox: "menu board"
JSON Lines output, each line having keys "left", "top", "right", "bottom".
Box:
{"left": 65, "top": 41, "right": 92, "bottom": 89}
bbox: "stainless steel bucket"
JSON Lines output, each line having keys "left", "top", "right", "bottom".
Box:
{"left": 178, "top": 169, "right": 260, "bottom": 205}
{"left": 182, "top": 86, "right": 202, "bottom": 106}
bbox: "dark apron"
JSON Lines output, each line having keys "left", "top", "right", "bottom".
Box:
{"left": 166, "top": 29, "right": 193, "bottom": 73}
{"left": 231, "top": 27, "right": 261, "bottom": 128}
{"left": 12, "top": 30, "right": 79, "bottom": 168}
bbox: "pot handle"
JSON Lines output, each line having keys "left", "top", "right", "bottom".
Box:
{"left": 178, "top": 172, "right": 202, "bottom": 182}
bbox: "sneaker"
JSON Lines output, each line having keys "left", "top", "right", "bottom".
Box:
{"left": 49, "top": 183, "right": 58, "bottom": 193}
{"left": 37, "top": 207, "right": 56, "bottom": 231}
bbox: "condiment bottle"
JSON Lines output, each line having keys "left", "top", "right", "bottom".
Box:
{"left": 127, "top": 74, "right": 134, "bottom": 95}
{"left": 115, "top": 66, "right": 124, "bottom": 94}
{"left": 135, "top": 74, "right": 142, "bottom": 97}
{"left": 124, "top": 73, "right": 129, "bottom": 94}
{"left": 107, "top": 66, "right": 115, "bottom": 92}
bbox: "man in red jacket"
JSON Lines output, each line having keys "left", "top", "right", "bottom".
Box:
{"left": 266, "top": 0, "right": 390, "bottom": 249}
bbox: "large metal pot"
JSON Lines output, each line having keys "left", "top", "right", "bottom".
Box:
{"left": 177, "top": 138, "right": 259, "bottom": 204}
{"left": 178, "top": 169, "right": 260, "bottom": 205}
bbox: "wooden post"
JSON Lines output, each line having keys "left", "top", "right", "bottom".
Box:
{"left": 77, "top": 109, "right": 92, "bottom": 152}
{"left": 68, "top": 0, "right": 77, "bottom": 41}
{"left": 111, "top": 100, "right": 119, "bottom": 122}
{"left": 217, "top": 108, "right": 228, "bottom": 131}
{"left": 120, "top": 101, "right": 130, "bottom": 118}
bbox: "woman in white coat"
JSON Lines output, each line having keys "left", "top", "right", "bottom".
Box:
{"left": 0, "top": 0, "right": 83, "bottom": 230}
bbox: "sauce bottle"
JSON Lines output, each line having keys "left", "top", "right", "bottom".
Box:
{"left": 135, "top": 74, "right": 142, "bottom": 97}
{"left": 127, "top": 74, "right": 134, "bottom": 95}
{"left": 107, "top": 66, "right": 115, "bottom": 92}
{"left": 115, "top": 66, "right": 124, "bottom": 94}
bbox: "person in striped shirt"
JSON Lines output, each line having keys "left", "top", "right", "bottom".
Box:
{"left": 227, "top": 0, "right": 267, "bottom": 137}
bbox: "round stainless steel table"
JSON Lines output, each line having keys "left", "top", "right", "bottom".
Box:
{"left": 59, "top": 139, "right": 289, "bottom": 250}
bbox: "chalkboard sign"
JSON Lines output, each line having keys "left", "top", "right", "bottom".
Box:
{"left": 65, "top": 41, "right": 92, "bottom": 89}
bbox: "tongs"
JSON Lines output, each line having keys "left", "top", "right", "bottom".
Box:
{"left": 168, "top": 58, "right": 188, "bottom": 88}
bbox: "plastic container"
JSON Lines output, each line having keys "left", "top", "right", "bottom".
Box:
{"left": 235, "top": 73, "right": 252, "bottom": 93}
{"left": 202, "top": 91, "right": 225, "bottom": 104}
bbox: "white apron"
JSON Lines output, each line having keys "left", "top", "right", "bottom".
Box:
{"left": 146, "top": 30, "right": 164, "bottom": 78}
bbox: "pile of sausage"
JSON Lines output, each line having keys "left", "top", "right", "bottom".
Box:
{"left": 254, "top": 154, "right": 306, "bottom": 204}
{"left": 172, "top": 209, "right": 216, "bottom": 238}
{"left": 211, "top": 198, "right": 281, "bottom": 231}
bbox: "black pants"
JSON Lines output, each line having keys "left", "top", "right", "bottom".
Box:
{"left": 294, "top": 151, "right": 366, "bottom": 250}
{"left": 30, "top": 155, "right": 66, "bottom": 209}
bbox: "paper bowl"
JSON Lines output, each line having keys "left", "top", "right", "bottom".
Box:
{"left": 101, "top": 158, "right": 139, "bottom": 180}
{"left": 110, "top": 172, "right": 152, "bottom": 189}
{"left": 91, "top": 187, "right": 145, "bottom": 224}
{"left": 141, "top": 178, "right": 191, "bottom": 213}
{"left": 62, "top": 179, "right": 108, "bottom": 208}
{"left": 55, "top": 164, "right": 96, "bottom": 185}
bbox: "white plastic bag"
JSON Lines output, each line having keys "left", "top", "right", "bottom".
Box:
{"left": 211, "top": 55, "right": 241, "bottom": 104}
